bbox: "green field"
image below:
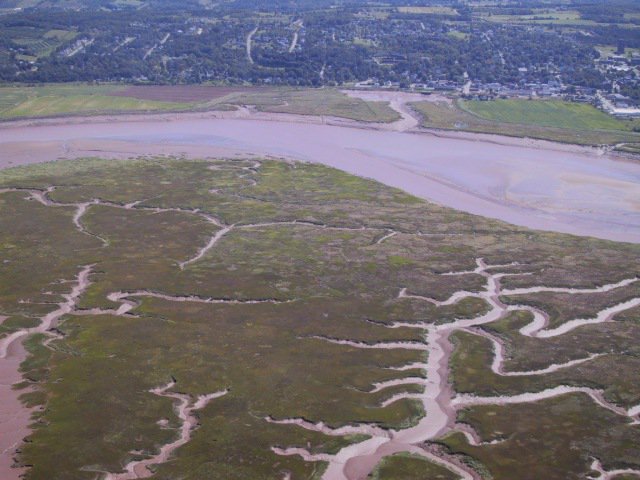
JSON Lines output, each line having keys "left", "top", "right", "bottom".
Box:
{"left": 0, "top": 85, "right": 400, "bottom": 123}
{"left": 482, "top": 10, "right": 597, "bottom": 26}
{"left": 1, "top": 94, "right": 192, "bottom": 118}
{"left": 0, "top": 85, "right": 194, "bottom": 119}
{"left": 462, "top": 99, "right": 627, "bottom": 131}
{"left": 447, "top": 30, "right": 469, "bottom": 40}
{"left": 4, "top": 26, "right": 78, "bottom": 59}
{"left": 410, "top": 99, "right": 640, "bottom": 147}
{"left": 397, "top": 6, "right": 458, "bottom": 15}
{"left": 219, "top": 88, "right": 400, "bottom": 123}
{"left": 0, "top": 156, "right": 638, "bottom": 479}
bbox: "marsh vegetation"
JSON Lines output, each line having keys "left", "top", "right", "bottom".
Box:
{"left": 0, "top": 157, "right": 638, "bottom": 479}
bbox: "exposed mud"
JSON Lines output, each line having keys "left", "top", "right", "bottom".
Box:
{"left": 104, "top": 379, "right": 228, "bottom": 479}
{"left": 342, "top": 90, "right": 425, "bottom": 132}
{"left": 0, "top": 339, "right": 30, "bottom": 480}
{"left": 269, "top": 258, "right": 640, "bottom": 480}
{"left": 109, "top": 290, "right": 293, "bottom": 306}
{"left": 178, "top": 224, "right": 230, "bottom": 269}
{"left": 591, "top": 458, "right": 640, "bottom": 480}
{"left": 0, "top": 266, "right": 92, "bottom": 479}
{"left": 1, "top": 92, "right": 639, "bottom": 242}
{"left": 0, "top": 265, "right": 92, "bottom": 359}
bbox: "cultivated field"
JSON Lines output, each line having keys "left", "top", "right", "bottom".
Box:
{"left": 462, "top": 99, "right": 629, "bottom": 131}
{"left": 481, "top": 10, "right": 597, "bottom": 26}
{"left": 0, "top": 157, "right": 638, "bottom": 480}
{"left": 396, "top": 6, "right": 458, "bottom": 15}
{"left": 0, "top": 85, "right": 194, "bottom": 119}
{"left": 411, "top": 98, "right": 640, "bottom": 147}
{"left": 0, "top": 85, "right": 399, "bottom": 123}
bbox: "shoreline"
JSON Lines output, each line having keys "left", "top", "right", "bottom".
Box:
{"left": 0, "top": 102, "right": 622, "bottom": 160}
{"left": 0, "top": 266, "right": 93, "bottom": 480}
{"left": 0, "top": 339, "right": 30, "bottom": 480}
{"left": 1, "top": 86, "right": 637, "bottom": 165}
{"left": 1, "top": 106, "right": 639, "bottom": 243}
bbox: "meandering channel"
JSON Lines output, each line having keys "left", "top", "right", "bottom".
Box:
{"left": 1, "top": 93, "right": 638, "bottom": 242}
{"left": 268, "top": 258, "right": 640, "bottom": 480}
{"left": 104, "top": 379, "right": 228, "bottom": 480}
{"left": 0, "top": 265, "right": 92, "bottom": 479}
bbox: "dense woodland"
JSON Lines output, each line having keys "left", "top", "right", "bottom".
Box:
{"left": 0, "top": 0, "right": 638, "bottom": 92}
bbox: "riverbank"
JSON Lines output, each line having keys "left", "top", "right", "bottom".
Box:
{"left": 1, "top": 100, "right": 638, "bottom": 243}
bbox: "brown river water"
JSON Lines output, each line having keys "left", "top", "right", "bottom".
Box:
{"left": 1, "top": 110, "right": 638, "bottom": 243}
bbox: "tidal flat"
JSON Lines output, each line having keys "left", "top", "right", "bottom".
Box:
{"left": 1, "top": 101, "right": 639, "bottom": 243}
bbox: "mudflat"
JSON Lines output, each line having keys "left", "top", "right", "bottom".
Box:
{"left": 0, "top": 338, "right": 30, "bottom": 480}
{"left": 1, "top": 110, "right": 638, "bottom": 243}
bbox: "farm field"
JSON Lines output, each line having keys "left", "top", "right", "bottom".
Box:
{"left": 4, "top": 26, "right": 78, "bottom": 60}
{"left": 481, "top": 10, "right": 598, "bottom": 26}
{"left": 0, "top": 85, "right": 400, "bottom": 123}
{"left": 461, "top": 99, "right": 629, "bottom": 131}
{"left": 396, "top": 6, "right": 458, "bottom": 16}
{"left": 0, "top": 85, "right": 194, "bottom": 119}
{"left": 410, "top": 98, "right": 640, "bottom": 148}
{"left": 0, "top": 156, "right": 638, "bottom": 479}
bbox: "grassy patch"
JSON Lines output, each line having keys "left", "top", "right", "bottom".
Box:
{"left": 397, "top": 6, "right": 458, "bottom": 15}
{"left": 481, "top": 10, "right": 596, "bottom": 26}
{"left": 442, "top": 394, "right": 640, "bottom": 479}
{"left": 411, "top": 99, "right": 640, "bottom": 146}
{"left": 372, "top": 452, "right": 460, "bottom": 479}
{"left": 447, "top": 30, "right": 468, "bottom": 40}
{"left": 214, "top": 88, "right": 400, "bottom": 123}
{"left": 0, "top": 85, "right": 194, "bottom": 119}
{"left": 462, "top": 99, "right": 627, "bottom": 131}
{"left": 449, "top": 329, "right": 640, "bottom": 407}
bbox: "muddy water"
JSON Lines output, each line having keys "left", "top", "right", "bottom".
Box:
{"left": 1, "top": 114, "right": 639, "bottom": 243}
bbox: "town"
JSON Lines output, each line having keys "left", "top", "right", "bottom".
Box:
{"left": 0, "top": 0, "right": 639, "bottom": 116}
